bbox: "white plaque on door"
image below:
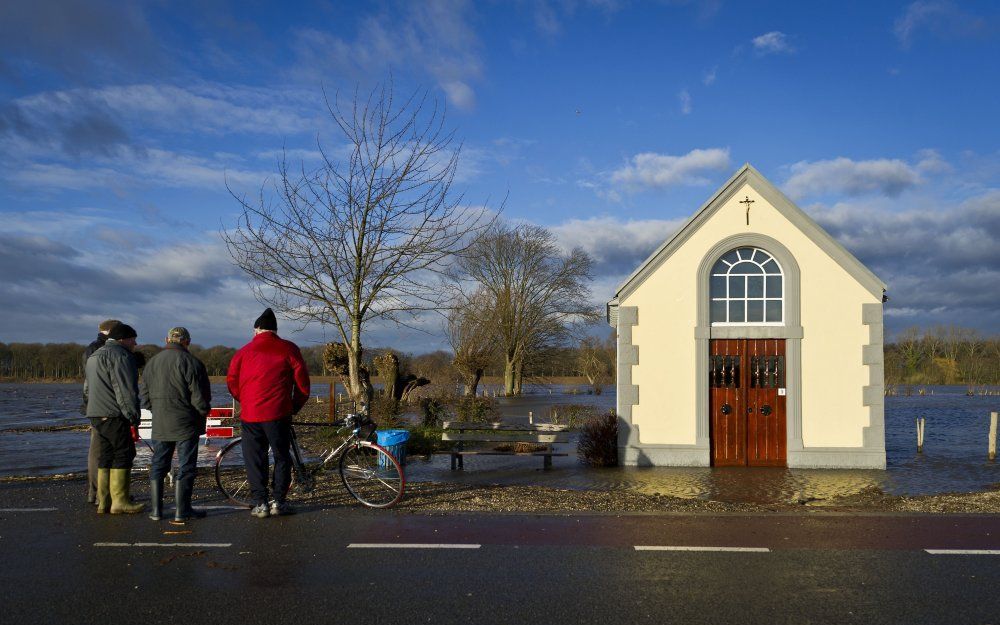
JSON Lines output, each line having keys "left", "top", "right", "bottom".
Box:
{"left": 778, "top": 388, "right": 786, "bottom": 396}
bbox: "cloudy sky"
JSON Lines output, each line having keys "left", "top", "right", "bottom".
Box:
{"left": 1, "top": 0, "right": 998, "bottom": 350}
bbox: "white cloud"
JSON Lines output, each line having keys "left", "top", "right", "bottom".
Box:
{"left": 679, "top": 89, "right": 692, "bottom": 114}
{"left": 441, "top": 80, "right": 476, "bottom": 111}
{"left": 915, "top": 148, "right": 953, "bottom": 174}
{"left": 4, "top": 83, "right": 320, "bottom": 142}
{"left": 702, "top": 66, "right": 717, "bottom": 86}
{"left": 752, "top": 31, "right": 795, "bottom": 55}
{"left": 291, "top": 0, "right": 483, "bottom": 111}
{"left": 610, "top": 147, "right": 731, "bottom": 191}
{"left": 783, "top": 157, "right": 922, "bottom": 199}
{"left": 894, "top": 1, "right": 987, "bottom": 48}
{"left": 550, "top": 216, "right": 685, "bottom": 277}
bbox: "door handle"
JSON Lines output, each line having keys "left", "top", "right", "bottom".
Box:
{"left": 721, "top": 404, "right": 732, "bottom": 415}
{"left": 761, "top": 405, "right": 772, "bottom": 416}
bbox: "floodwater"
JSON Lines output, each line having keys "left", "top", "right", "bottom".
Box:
{"left": 1, "top": 382, "right": 998, "bottom": 503}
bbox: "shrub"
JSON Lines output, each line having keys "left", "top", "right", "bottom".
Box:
{"left": 370, "top": 394, "right": 405, "bottom": 428}
{"left": 577, "top": 410, "right": 619, "bottom": 467}
{"left": 548, "top": 403, "right": 598, "bottom": 428}
{"left": 451, "top": 395, "right": 499, "bottom": 423}
{"left": 404, "top": 425, "right": 445, "bottom": 456}
{"left": 418, "top": 396, "right": 450, "bottom": 427}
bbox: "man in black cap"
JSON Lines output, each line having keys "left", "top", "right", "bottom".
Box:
{"left": 227, "top": 308, "right": 310, "bottom": 518}
{"left": 84, "top": 323, "right": 144, "bottom": 514}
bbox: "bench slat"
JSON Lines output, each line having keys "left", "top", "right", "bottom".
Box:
{"left": 441, "top": 432, "right": 569, "bottom": 444}
{"left": 433, "top": 451, "right": 569, "bottom": 457}
{"left": 442, "top": 421, "right": 569, "bottom": 432}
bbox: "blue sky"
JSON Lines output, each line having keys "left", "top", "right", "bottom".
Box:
{"left": 1, "top": 0, "right": 998, "bottom": 350}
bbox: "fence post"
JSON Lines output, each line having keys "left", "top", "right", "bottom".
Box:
{"left": 916, "top": 417, "right": 925, "bottom": 453}
{"left": 328, "top": 383, "right": 335, "bottom": 422}
{"left": 989, "top": 412, "right": 997, "bottom": 461}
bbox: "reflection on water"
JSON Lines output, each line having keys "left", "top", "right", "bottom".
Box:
{"left": 1, "top": 383, "right": 998, "bottom": 503}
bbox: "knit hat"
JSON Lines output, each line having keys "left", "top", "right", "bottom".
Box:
{"left": 108, "top": 323, "right": 137, "bottom": 340}
{"left": 167, "top": 327, "right": 191, "bottom": 343}
{"left": 254, "top": 308, "right": 277, "bottom": 331}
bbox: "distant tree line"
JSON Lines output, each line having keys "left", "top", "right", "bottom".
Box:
{"left": 886, "top": 325, "right": 999, "bottom": 390}
{"left": 0, "top": 337, "right": 615, "bottom": 386}
{"left": 8, "top": 324, "right": 991, "bottom": 389}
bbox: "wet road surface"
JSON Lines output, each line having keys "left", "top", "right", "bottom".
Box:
{"left": 3, "top": 480, "right": 1000, "bottom": 624}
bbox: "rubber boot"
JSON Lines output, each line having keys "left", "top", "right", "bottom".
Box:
{"left": 96, "top": 468, "right": 111, "bottom": 514}
{"left": 125, "top": 469, "right": 140, "bottom": 503}
{"left": 148, "top": 477, "right": 163, "bottom": 521}
{"left": 174, "top": 478, "right": 206, "bottom": 521}
{"left": 109, "top": 469, "right": 144, "bottom": 514}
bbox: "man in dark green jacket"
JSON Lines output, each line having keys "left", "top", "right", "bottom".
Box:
{"left": 84, "top": 323, "right": 144, "bottom": 514}
{"left": 141, "top": 327, "right": 212, "bottom": 522}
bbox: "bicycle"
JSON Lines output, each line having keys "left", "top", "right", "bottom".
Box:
{"left": 213, "top": 411, "right": 405, "bottom": 509}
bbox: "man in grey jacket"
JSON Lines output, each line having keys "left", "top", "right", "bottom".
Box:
{"left": 84, "top": 323, "right": 144, "bottom": 514}
{"left": 140, "top": 327, "right": 211, "bottom": 522}
{"left": 83, "top": 318, "right": 120, "bottom": 504}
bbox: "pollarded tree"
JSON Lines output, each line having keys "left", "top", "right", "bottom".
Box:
{"left": 459, "top": 221, "right": 597, "bottom": 395}
{"left": 224, "top": 81, "right": 494, "bottom": 405}
{"left": 447, "top": 289, "right": 498, "bottom": 396}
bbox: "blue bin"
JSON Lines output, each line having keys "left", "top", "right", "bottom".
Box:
{"left": 376, "top": 429, "right": 410, "bottom": 467}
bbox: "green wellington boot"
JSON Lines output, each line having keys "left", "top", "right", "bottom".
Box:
{"left": 96, "top": 468, "right": 111, "bottom": 514}
{"left": 109, "top": 469, "right": 144, "bottom": 514}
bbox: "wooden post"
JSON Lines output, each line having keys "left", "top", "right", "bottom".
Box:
{"left": 328, "top": 383, "right": 335, "bottom": 421}
{"left": 989, "top": 412, "right": 997, "bottom": 461}
{"left": 916, "top": 417, "right": 925, "bottom": 453}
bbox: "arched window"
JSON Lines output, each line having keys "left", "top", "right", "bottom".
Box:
{"left": 709, "top": 247, "right": 783, "bottom": 324}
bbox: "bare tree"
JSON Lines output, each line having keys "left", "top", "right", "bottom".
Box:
{"left": 446, "top": 289, "right": 498, "bottom": 396}
{"left": 459, "top": 221, "right": 597, "bottom": 395}
{"left": 224, "top": 82, "right": 493, "bottom": 404}
{"left": 576, "top": 335, "right": 614, "bottom": 394}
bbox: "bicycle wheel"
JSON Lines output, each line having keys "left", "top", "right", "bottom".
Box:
{"left": 338, "top": 441, "right": 405, "bottom": 508}
{"left": 215, "top": 438, "right": 252, "bottom": 507}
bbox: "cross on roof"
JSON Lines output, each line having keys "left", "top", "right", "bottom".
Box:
{"left": 739, "top": 195, "right": 755, "bottom": 226}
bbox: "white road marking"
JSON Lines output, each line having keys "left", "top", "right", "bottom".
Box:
{"left": 0, "top": 507, "right": 58, "bottom": 513}
{"left": 193, "top": 505, "right": 248, "bottom": 510}
{"left": 634, "top": 546, "right": 771, "bottom": 552}
{"left": 925, "top": 549, "right": 1000, "bottom": 555}
{"left": 94, "top": 542, "right": 232, "bottom": 548}
{"left": 347, "top": 543, "right": 482, "bottom": 549}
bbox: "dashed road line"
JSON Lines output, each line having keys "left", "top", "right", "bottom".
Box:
{"left": 193, "top": 505, "right": 249, "bottom": 510}
{"left": 635, "top": 546, "right": 771, "bottom": 552}
{"left": 925, "top": 549, "right": 1000, "bottom": 555}
{"left": 347, "top": 543, "right": 481, "bottom": 549}
{"left": 94, "top": 542, "right": 232, "bottom": 548}
{"left": 0, "top": 507, "right": 58, "bottom": 513}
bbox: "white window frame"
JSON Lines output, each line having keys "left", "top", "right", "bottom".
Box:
{"left": 709, "top": 246, "right": 785, "bottom": 326}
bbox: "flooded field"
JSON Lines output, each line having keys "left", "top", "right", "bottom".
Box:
{"left": 1, "top": 382, "right": 997, "bottom": 502}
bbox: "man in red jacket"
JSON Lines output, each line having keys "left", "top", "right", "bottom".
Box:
{"left": 227, "top": 308, "right": 310, "bottom": 518}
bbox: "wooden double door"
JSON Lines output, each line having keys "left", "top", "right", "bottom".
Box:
{"left": 709, "top": 339, "right": 787, "bottom": 467}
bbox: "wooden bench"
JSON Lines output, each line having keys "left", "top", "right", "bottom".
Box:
{"left": 437, "top": 421, "right": 571, "bottom": 470}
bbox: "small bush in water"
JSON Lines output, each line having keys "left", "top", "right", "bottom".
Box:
{"left": 577, "top": 410, "right": 618, "bottom": 467}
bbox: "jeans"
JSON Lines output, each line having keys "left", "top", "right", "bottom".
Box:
{"left": 241, "top": 419, "right": 292, "bottom": 506}
{"left": 150, "top": 436, "right": 200, "bottom": 482}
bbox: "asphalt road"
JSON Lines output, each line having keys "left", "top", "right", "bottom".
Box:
{"left": 2, "top": 480, "right": 1000, "bottom": 625}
